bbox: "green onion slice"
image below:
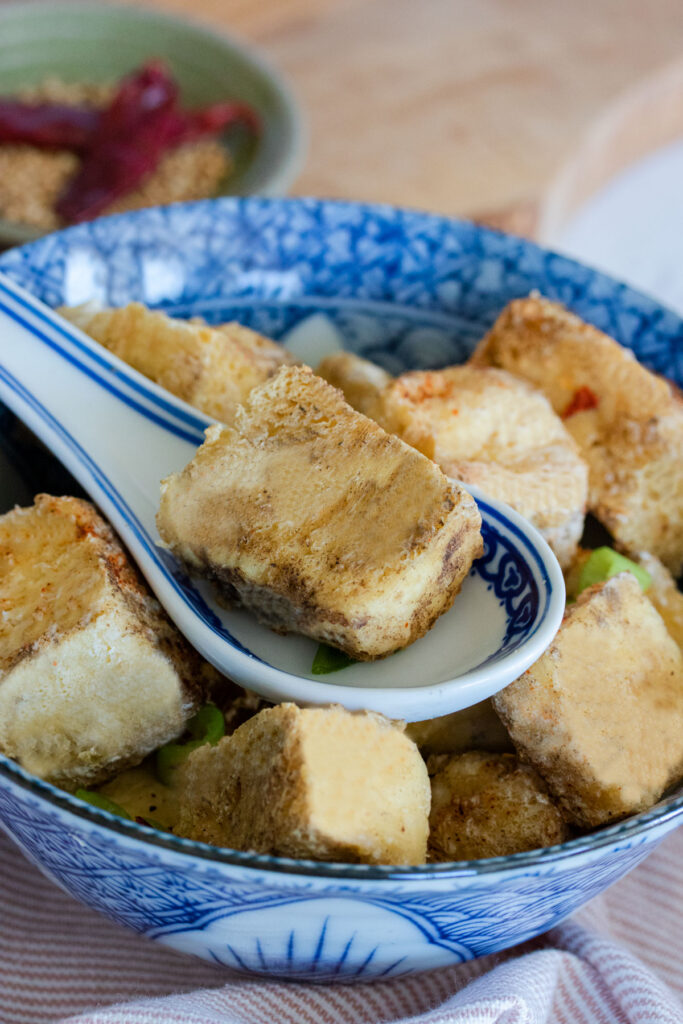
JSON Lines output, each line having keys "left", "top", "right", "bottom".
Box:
{"left": 312, "top": 644, "right": 356, "bottom": 674}
{"left": 155, "top": 703, "right": 226, "bottom": 785}
{"left": 75, "top": 789, "right": 132, "bottom": 819}
{"left": 576, "top": 547, "right": 652, "bottom": 596}
{"left": 187, "top": 703, "right": 225, "bottom": 745}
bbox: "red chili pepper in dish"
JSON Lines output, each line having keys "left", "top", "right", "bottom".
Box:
{"left": 156, "top": 101, "right": 261, "bottom": 151}
{"left": 562, "top": 385, "right": 599, "bottom": 418}
{"left": 55, "top": 60, "right": 179, "bottom": 224}
{"left": 171, "top": 101, "right": 261, "bottom": 143}
{"left": 0, "top": 101, "right": 100, "bottom": 150}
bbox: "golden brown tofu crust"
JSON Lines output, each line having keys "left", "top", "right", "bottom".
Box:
{"left": 371, "top": 365, "right": 588, "bottom": 569}
{"left": 473, "top": 295, "right": 683, "bottom": 575}
{"left": 177, "top": 703, "right": 430, "bottom": 865}
{"left": 428, "top": 751, "right": 569, "bottom": 860}
{"left": 158, "top": 365, "right": 483, "bottom": 660}
{"left": 0, "top": 495, "right": 202, "bottom": 678}
{"left": 494, "top": 573, "right": 683, "bottom": 828}
{"left": 59, "top": 303, "right": 294, "bottom": 425}
{"left": 316, "top": 351, "right": 391, "bottom": 418}
{"left": 635, "top": 551, "right": 683, "bottom": 651}
{"left": 0, "top": 495, "right": 211, "bottom": 787}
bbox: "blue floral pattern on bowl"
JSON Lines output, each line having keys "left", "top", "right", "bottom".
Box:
{"left": 0, "top": 198, "right": 681, "bottom": 980}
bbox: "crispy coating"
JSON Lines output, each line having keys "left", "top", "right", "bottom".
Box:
{"left": 319, "top": 358, "right": 587, "bottom": 569}
{"left": 635, "top": 551, "right": 683, "bottom": 651}
{"left": 378, "top": 365, "right": 588, "bottom": 568}
{"left": 158, "top": 365, "right": 483, "bottom": 660}
{"left": 316, "top": 351, "right": 391, "bottom": 418}
{"left": 59, "top": 302, "right": 294, "bottom": 425}
{"left": 473, "top": 295, "right": 683, "bottom": 575}
{"left": 428, "top": 751, "right": 569, "bottom": 860}
{"left": 494, "top": 573, "right": 683, "bottom": 828}
{"left": 0, "top": 495, "right": 209, "bottom": 788}
{"left": 406, "top": 698, "right": 513, "bottom": 756}
{"left": 177, "top": 704, "right": 430, "bottom": 865}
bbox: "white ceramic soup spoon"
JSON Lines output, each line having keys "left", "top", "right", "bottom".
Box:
{"left": 0, "top": 272, "right": 564, "bottom": 721}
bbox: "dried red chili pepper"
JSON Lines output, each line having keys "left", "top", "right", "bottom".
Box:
{"left": 0, "top": 101, "right": 100, "bottom": 151}
{"left": 56, "top": 61, "right": 179, "bottom": 224}
{"left": 562, "top": 385, "right": 599, "bottom": 418}
{"left": 173, "top": 101, "right": 261, "bottom": 143}
{"left": 35, "top": 60, "right": 261, "bottom": 223}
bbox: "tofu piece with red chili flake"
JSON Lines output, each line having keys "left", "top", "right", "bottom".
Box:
{"left": 0, "top": 495, "right": 208, "bottom": 789}
{"left": 324, "top": 360, "right": 587, "bottom": 569}
{"left": 493, "top": 572, "right": 683, "bottom": 828}
{"left": 472, "top": 295, "right": 683, "bottom": 576}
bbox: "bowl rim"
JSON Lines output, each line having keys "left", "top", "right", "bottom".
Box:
{"left": 1, "top": 751, "right": 682, "bottom": 880}
{"left": 0, "top": 195, "right": 681, "bottom": 882}
{"left": 0, "top": 0, "right": 306, "bottom": 244}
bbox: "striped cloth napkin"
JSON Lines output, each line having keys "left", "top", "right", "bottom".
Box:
{"left": 1, "top": 828, "right": 680, "bottom": 1024}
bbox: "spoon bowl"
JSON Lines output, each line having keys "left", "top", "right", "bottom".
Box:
{"left": 0, "top": 269, "right": 564, "bottom": 720}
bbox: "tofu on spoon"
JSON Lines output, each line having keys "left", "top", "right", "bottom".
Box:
{"left": 157, "top": 365, "right": 483, "bottom": 660}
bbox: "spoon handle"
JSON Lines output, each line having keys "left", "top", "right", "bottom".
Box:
{"left": 0, "top": 271, "right": 234, "bottom": 663}
{"left": 0, "top": 266, "right": 207, "bottom": 511}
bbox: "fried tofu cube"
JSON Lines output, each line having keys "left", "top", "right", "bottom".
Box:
{"left": 372, "top": 365, "right": 588, "bottom": 568}
{"left": 472, "top": 295, "right": 683, "bottom": 575}
{"left": 636, "top": 551, "right": 683, "bottom": 651}
{"left": 0, "top": 495, "right": 208, "bottom": 789}
{"left": 428, "top": 751, "right": 569, "bottom": 860}
{"left": 177, "top": 704, "right": 430, "bottom": 864}
{"left": 406, "top": 698, "right": 513, "bottom": 756}
{"left": 158, "top": 365, "right": 483, "bottom": 660}
{"left": 316, "top": 351, "right": 391, "bottom": 418}
{"left": 494, "top": 573, "right": 683, "bottom": 827}
{"left": 59, "top": 302, "right": 294, "bottom": 425}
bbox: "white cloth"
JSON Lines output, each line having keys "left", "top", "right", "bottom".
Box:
{"left": 1, "top": 828, "right": 680, "bottom": 1024}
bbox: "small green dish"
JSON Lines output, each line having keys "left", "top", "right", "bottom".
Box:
{"left": 0, "top": 1, "right": 305, "bottom": 246}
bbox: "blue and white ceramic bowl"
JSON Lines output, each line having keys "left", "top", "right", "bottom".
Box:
{"left": 0, "top": 199, "right": 681, "bottom": 980}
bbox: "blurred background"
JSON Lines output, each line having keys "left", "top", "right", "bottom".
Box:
{"left": 2, "top": 0, "right": 683, "bottom": 312}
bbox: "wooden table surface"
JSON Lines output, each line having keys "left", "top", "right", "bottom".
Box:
{"left": 132, "top": 0, "right": 683, "bottom": 224}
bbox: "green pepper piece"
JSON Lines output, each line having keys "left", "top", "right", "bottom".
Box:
{"left": 312, "top": 643, "right": 356, "bottom": 674}
{"left": 187, "top": 703, "right": 225, "bottom": 745}
{"left": 155, "top": 703, "right": 226, "bottom": 785}
{"left": 155, "top": 741, "right": 200, "bottom": 786}
{"left": 75, "top": 789, "right": 132, "bottom": 819}
{"left": 576, "top": 546, "right": 652, "bottom": 596}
